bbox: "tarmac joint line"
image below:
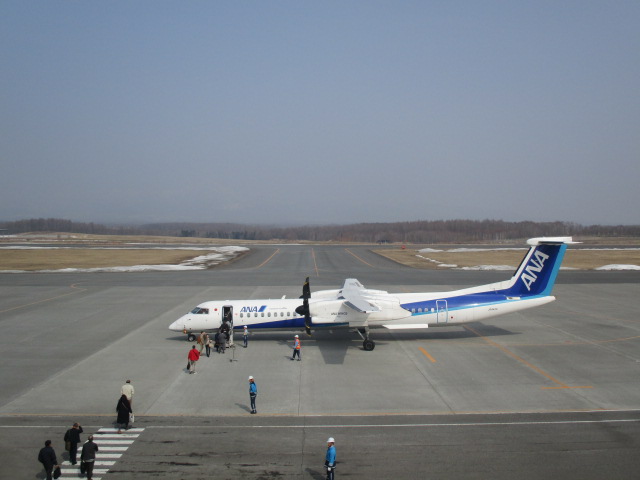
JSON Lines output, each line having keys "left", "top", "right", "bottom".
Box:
{"left": 0, "top": 283, "right": 87, "bottom": 314}
{"left": 463, "top": 325, "right": 593, "bottom": 390}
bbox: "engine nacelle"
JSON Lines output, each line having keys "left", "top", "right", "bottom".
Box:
{"left": 309, "top": 297, "right": 411, "bottom": 325}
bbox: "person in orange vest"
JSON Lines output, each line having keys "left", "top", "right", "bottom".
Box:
{"left": 291, "top": 334, "right": 301, "bottom": 361}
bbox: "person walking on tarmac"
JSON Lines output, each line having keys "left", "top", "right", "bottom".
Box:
{"left": 197, "top": 331, "right": 206, "bottom": 354}
{"left": 80, "top": 434, "right": 99, "bottom": 480}
{"left": 243, "top": 325, "right": 249, "bottom": 348}
{"left": 218, "top": 331, "right": 227, "bottom": 354}
{"left": 63, "top": 422, "right": 83, "bottom": 465}
{"left": 188, "top": 345, "right": 200, "bottom": 374}
{"left": 291, "top": 334, "right": 301, "bottom": 361}
{"left": 37, "top": 440, "right": 59, "bottom": 480}
{"left": 248, "top": 376, "right": 258, "bottom": 414}
{"left": 121, "top": 379, "right": 134, "bottom": 407}
{"left": 325, "top": 437, "right": 336, "bottom": 480}
{"left": 205, "top": 334, "right": 213, "bottom": 357}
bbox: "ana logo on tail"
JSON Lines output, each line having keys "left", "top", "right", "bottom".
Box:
{"left": 520, "top": 250, "right": 550, "bottom": 291}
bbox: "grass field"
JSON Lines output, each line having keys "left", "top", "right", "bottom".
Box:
{"left": 1, "top": 233, "right": 639, "bottom": 271}
{"left": 0, "top": 249, "right": 205, "bottom": 271}
{"left": 374, "top": 248, "right": 640, "bottom": 270}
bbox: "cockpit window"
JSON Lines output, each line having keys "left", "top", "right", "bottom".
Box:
{"left": 190, "top": 307, "right": 209, "bottom": 314}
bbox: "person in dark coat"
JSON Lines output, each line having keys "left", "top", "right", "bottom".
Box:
{"left": 37, "top": 439, "right": 58, "bottom": 480}
{"left": 63, "top": 422, "right": 83, "bottom": 465}
{"left": 116, "top": 394, "right": 132, "bottom": 433}
{"left": 218, "top": 331, "right": 227, "bottom": 353}
{"left": 81, "top": 434, "right": 99, "bottom": 480}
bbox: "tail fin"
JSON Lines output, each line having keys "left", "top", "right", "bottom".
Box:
{"left": 503, "top": 237, "right": 575, "bottom": 297}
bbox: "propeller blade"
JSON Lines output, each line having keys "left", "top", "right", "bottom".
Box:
{"left": 295, "top": 277, "right": 312, "bottom": 336}
{"left": 302, "top": 277, "right": 310, "bottom": 299}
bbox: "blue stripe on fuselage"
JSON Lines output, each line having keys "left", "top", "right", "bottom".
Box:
{"left": 233, "top": 318, "right": 348, "bottom": 330}
{"left": 401, "top": 292, "right": 544, "bottom": 316}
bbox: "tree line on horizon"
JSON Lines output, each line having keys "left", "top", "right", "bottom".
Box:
{"left": 2, "top": 218, "right": 639, "bottom": 243}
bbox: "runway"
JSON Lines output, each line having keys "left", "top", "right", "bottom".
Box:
{"left": 1, "top": 244, "right": 640, "bottom": 478}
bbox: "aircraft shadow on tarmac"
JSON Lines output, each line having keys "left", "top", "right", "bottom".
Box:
{"left": 166, "top": 323, "right": 519, "bottom": 365}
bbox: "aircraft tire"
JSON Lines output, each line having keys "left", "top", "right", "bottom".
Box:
{"left": 363, "top": 340, "right": 375, "bottom": 351}
{"left": 187, "top": 333, "right": 196, "bottom": 342}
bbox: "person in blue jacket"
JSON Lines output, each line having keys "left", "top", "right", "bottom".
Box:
{"left": 249, "top": 376, "right": 258, "bottom": 414}
{"left": 325, "top": 437, "right": 336, "bottom": 480}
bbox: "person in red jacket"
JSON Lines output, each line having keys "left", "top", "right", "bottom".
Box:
{"left": 188, "top": 345, "right": 200, "bottom": 374}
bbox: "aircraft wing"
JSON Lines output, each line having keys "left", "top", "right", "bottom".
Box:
{"left": 339, "top": 278, "right": 381, "bottom": 313}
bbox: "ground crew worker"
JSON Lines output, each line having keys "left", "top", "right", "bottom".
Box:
{"left": 243, "top": 326, "right": 249, "bottom": 348}
{"left": 248, "top": 376, "right": 257, "bottom": 414}
{"left": 325, "top": 437, "right": 336, "bottom": 480}
{"left": 291, "top": 334, "right": 301, "bottom": 361}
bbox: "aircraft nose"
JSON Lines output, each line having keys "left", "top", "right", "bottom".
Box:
{"left": 169, "top": 318, "right": 184, "bottom": 332}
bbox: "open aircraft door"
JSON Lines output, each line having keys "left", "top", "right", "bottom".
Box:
{"left": 222, "top": 305, "right": 233, "bottom": 328}
{"left": 436, "top": 300, "right": 448, "bottom": 324}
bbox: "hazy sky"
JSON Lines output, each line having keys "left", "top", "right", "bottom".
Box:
{"left": 1, "top": 1, "right": 638, "bottom": 225}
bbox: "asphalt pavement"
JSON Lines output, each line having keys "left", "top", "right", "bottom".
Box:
{"left": 1, "top": 244, "right": 640, "bottom": 479}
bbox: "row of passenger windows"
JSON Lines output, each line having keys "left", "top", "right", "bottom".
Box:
{"left": 410, "top": 307, "right": 437, "bottom": 313}
{"left": 239, "top": 311, "right": 297, "bottom": 318}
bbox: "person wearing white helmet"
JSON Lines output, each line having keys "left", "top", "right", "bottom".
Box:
{"left": 243, "top": 326, "right": 249, "bottom": 348}
{"left": 248, "top": 376, "right": 258, "bottom": 414}
{"left": 325, "top": 437, "right": 336, "bottom": 479}
{"left": 291, "top": 334, "right": 301, "bottom": 361}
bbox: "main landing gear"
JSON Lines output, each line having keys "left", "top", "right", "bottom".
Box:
{"left": 355, "top": 327, "right": 375, "bottom": 351}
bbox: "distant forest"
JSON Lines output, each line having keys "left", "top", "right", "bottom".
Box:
{"left": 2, "top": 218, "right": 640, "bottom": 243}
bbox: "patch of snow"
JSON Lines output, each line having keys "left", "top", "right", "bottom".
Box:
{"left": 1, "top": 246, "right": 249, "bottom": 273}
{"left": 458, "top": 265, "right": 515, "bottom": 271}
{"left": 595, "top": 264, "right": 640, "bottom": 271}
{"left": 415, "top": 255, "right": 441, "bottom": 264}
{"left": 579, "top": 248, "right": 640, "bottom": 251}
{"left": 446, "top": 247, "right": 526, "bottom": 253}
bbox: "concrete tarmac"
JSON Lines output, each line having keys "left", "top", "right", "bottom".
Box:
{"left": 1, "top": 244, "right": 640, "bottom": 479}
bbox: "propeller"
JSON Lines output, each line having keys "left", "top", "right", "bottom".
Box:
{"left": 295, "top": 276, "right": 312, "bottom": 336}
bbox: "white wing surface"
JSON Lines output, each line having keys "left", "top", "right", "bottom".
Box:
{"left": 339, "top": 278, "right": 381, "bottom": 313}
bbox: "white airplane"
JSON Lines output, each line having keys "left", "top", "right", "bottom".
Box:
{"left": 169, "top": 237, "right": 575, "bottom": 351}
